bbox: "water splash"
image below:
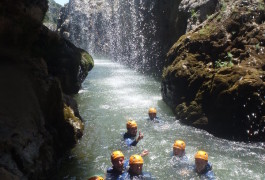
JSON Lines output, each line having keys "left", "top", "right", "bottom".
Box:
{"left": 61, "top": 0, "right": 165, "bottom": 73}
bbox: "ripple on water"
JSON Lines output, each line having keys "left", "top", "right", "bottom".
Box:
{"left": 57, "top": 59, "right": 265, "bottom": 179}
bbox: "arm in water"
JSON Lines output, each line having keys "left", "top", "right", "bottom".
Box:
{"left": 124, "top": 131, "right": 143, "bottom": 146}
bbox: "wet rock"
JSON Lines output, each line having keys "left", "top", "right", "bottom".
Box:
{"left": 0, "top": 0, "right": 93, "bottom": 179}
{"left": 162, "top": 0, "right": 265, "bottom": 141}
{"left": 33, "top": 25, "right": 94, "bottom": 94}
{"left": 63, "top": 104, "right": 84, "bottom": 139}
{"left": 43, "top": 0, "right": 62, "bottom": 31}
{"left": 0, "top": 167, "right": 20, "bottom": 180}
{"left": 179, "top": 0, "right": 219, "bottom": 32}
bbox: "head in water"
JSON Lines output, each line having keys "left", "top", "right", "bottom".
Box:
{"left": 127, "top": 120, "right": 137, "bottom": 136}
{"left": 111, "top": 150, "right": 125, "bottom": 172}
{"left": 129, "top": 154, "right": 144, "bottom": 175}
{"left": 195, "top": 150, "right": 208, "bottom": 173}
{"left": 173, "top": 140, "right": 186, "bottom": 157}
{"left": 148, "top": 107, "right": 157, "bottom": 120}
{"left": 88, "top": 176, "right": 104, "bottom": 180}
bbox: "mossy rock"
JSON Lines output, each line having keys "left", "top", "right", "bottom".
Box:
{"left": 79, "top": 49, "right": 94, "bottom": 83}
{"left": 162, "top": 0, "right": 265, "bottom": 141}
{"left": 63, "top": 104, "right": 84, "bottom": 139}
{"left": 81, "top": 50, "right": 94, "bottom": 71}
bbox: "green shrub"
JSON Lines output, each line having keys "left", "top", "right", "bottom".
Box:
{"left": 215, "top": 52, "right": 233, "bottom": 68}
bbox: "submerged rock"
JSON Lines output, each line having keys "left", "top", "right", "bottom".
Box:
{"left": 162, "top": 0, "right": 265, "bottom": 141}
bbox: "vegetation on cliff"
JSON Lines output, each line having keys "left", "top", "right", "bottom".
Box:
{"left": 162, "top": 0, "right": 265, "bottom": 141}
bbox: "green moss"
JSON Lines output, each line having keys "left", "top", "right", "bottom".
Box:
{"left": 215, "top": 59, "right": 233, "bottom": 68}
{"left": 191, "top": 9, "right": 198, "bottom": 20}
{"left": 258, "top": 0, "right": 264, "bottom": 10}
{"left": 215, "top": 52, "right": 234, "bottom": 68}
{"left": 191, "top": 25, "right": 217, "bottom": 40}
{"left": 220, "top": 0, "right": 227, "bottom": 11}
{"left": 206, "top": 14, "right": 214, "bottom": 21}
{"left": 81, "top": 51, "right": 94, "bottom": 72}
{"left": 63, "top": 104, "right": 84, "bottom": 133}
{"left": 216, "top": 15, "right": 222, "bottom": 22}
{"left": 255, "top": 43, "right": 261, "bottom": 52}
{"left": 64, "top": 104, "right": 80, "bottom": 122}
{"left": 199, "top": 25, "right": 216, "bottom": 36}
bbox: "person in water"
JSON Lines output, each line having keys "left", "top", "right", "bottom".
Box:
{"left": 171, "top": 140, "right": 189, "bottom": 176}
{"left": 119, "top": 154, "right": 153, "bottom": 180}
{"left": 148, "top": 107, "right": 162, "bottom": 123}
{"left": 106, "top": 151, "right": 127, "bottom": 180}
{"left": 148, "top": 108, "right": 157, "bottom": 120}
{"left": 106, "top": 150, "right": 149, "bottom": 180}
{"left": 194, "top": 150, "right": 215, "bottom": 179}
{"left": 88, "top": 176, "right": 104, "bottom": 180}
{"left": 172, "top": 140, "right": 188, "bottom": 162}
{"left": 123, "top": 120, "right": 144, "bottom": 146}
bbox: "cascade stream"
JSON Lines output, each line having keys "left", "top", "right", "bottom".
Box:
{"left": 56, "top": 59, "right": 265, "bottom": 179}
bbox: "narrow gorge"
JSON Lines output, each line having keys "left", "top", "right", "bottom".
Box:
{"left": 0, "top": 0, "right": 264, "bottom": 179}
{"left": 57, "top": 0, "right": 265, "bottom": 140}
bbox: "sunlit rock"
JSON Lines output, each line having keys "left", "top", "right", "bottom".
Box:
{"left": 162, "top": 0, "right": 265, "bottom": 141}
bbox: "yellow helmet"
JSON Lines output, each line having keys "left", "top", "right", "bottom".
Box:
{"left": 88, "top": 176, "right": 104, "bottom": 180}
{"left": 173, "top": 140, "right": 186, "bottom": 150}
{"left": 148, "top": 107, "right": 157, "bottom": 114}
{"left": 111, "top": 151, "right": 124, "bottom": 161}
{"left": 126, "top": 120, "right": 137, "bottom": 129}
{"left": 129, "top": 154, "right": 143, "bottom": 165}
{"left": 195, "top": 150, "right": 208, "bottom": 161}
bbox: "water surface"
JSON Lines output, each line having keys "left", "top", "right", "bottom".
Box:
{"left": 57, "top": 59, "right": 265, "bottom": 180}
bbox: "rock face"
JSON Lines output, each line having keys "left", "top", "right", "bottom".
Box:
{"left": 56, "top": 0, "right": 264, "bottom": 141}
{"left": 43, "top": 0, "right": 62, "bottom": 31}
{"left": 179, "top": 0, "right": 219, "bottom": 32}
{"left": 162, "top": 0, "right": 265, "bottom": 141}
{"left": 0, "top": 0, "right": 93, "bottom": 179}
{"left": 57, "top": 0, "right": 219, "bottom": 75}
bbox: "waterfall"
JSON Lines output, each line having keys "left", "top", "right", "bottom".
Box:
{"left": 58, "top": 0, "right": 170, "bottom": 74}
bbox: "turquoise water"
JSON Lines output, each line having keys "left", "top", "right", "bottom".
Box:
{"left": 57, "top": 59, "right": 265, "bottom": 180}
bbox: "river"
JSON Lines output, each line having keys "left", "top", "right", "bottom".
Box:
{"left": 56, "top": 59, "right": 265, "bottom": 180}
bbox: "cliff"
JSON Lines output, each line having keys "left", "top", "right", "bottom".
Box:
{"left": 0, "top": 0, "right": 93, "bottom": 179}
{"left": 56, "top": 0, "right": 219, "bottom": 75}
{"left": 162, "top": 0, "right": 265, "bottom": 141}
{"left": 56, "top": 0, "right": 265, "bottom": 141}
{"left": 43, "top": 0, "right": 62, "bottom": 31}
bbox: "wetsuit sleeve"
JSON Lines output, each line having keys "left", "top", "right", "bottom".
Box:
{"left": 124, "top": 138, "right": 138, "bottom": 146}
{"left": 205, "top": 170, "right": 215, "bottom": 180}
{"left": 143, "top": 172, "right": 155, "bottom": 179}
{"left": 117, "top": 172, "right": 129, "bottom": 180}
{"left": 106, "top": 168, "right": 114, "bottom": 180}
{"left": 123, "top": 159, "right": 129, "bottom": 170}
{"left": 182, "top": 155, "right": 189, "bottom": 164}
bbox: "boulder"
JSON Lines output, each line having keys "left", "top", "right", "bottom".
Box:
{"left": 162, "top": 0, "right": 265, "bottom": 141}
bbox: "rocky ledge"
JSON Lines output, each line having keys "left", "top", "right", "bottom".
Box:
{"left": 0, "top": 0, "right": 93, "bottom": 179}
{"left": 162, "top": 0, "right": 265, "bottom": 141}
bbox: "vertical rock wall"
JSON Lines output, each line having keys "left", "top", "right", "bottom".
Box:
{"left": 162, "top": 0, "right": 265, "bottom": 141}
{"left": 57, "top": 0, "right": 218, "bottom": 74}
{"left": 0, "top": 0, "right": 93, "bottom": 179}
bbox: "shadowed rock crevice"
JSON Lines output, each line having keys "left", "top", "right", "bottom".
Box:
{"left": 0, "top": 0, "right": 93, "bottom": 179}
